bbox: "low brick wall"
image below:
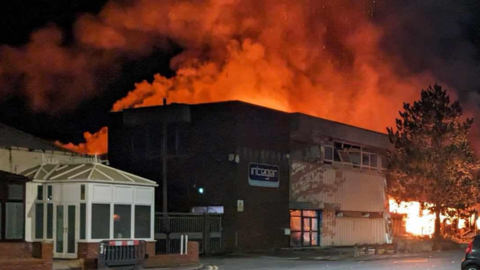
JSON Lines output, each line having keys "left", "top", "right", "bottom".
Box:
{"left": 144, "top": 242, "right": 200, "bottom": 268}
{"left": 0, "top": 242, "right": 52, "bottom": 270}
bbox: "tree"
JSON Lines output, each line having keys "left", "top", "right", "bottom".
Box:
{"left": 387, "top": 84, "right": 480, "bottom": 239}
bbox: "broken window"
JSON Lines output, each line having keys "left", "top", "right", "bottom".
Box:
{"left": 371, "top": 154, "right": 378, "bottom": 168}
{"left": 324, "top": 146, "right": 334, "bottom": 164}
{"left": 339, "top": 150, "right": 351, "bottom": 163}
{"left": 349, "top": 151, "right": 361, "bottom": 166}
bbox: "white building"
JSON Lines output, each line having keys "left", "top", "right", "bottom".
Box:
{"left": 21, "top": 159, "right": 158, "bottom": 259}
{"left": 0, "top": 122, "right": 82, "bottom": 174}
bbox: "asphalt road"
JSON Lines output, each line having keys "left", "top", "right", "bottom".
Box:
{"left": 201, "top": 250, "right": 466, "bottom": 270}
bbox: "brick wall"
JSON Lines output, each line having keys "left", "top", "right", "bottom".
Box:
{"left": 144, "top": 242, "right": 199, "bottom": 268}
{"left": 146, "top": 241, "right": 156, "bottom": 258}
{"left": 78, "top": 242, "right": 100, "bottom": 270}
{"left": 0, "top": 242, "right": 52, "bottom": 270}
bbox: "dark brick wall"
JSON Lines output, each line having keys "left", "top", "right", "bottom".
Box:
{"left": 145, "top": 242, "right": 199, "bottom": 268}
{"left": 0, "top": 242, "right": 52, "bottom": 270}
{"left": 109, "top": 101, "right": 291, "bottom": 251}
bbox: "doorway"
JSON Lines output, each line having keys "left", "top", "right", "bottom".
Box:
{"left": 290, "top": 210, "right": 321, "bottom": 246}
{"left": 54, "top": 204, "right": 77, "bottom": 258}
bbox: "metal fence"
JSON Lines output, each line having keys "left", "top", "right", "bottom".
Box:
{"left": 155, "top": 213, "right": 223, "bottom": 255}
{"left": 97, "top": 240, "right": 146, "bottom": 270}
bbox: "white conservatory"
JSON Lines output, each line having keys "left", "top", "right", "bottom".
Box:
{"left": 21, "top": 159, "right": 157, "bottom": 259}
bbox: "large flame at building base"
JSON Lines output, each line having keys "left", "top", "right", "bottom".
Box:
{"left": 389, "top": 199, "right": 475, "bottom": 238}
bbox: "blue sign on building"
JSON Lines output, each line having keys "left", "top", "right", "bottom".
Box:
{"left": 248, "top": 163, "right": 280, "bottom": 188}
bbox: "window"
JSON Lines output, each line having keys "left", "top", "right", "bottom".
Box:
{"left": 37, "top": 185, "right": 43, "bottom": 200}
{"left": 47, "top": 204, "right": 53, "bottom": 239}
{"left": 47, "top": 186, "right": 52, "bottom": 201}
{"left": 35, "top": 203, "right": 44, "bottom": 239}
{"left": 9, "top": 185, "right": 23, "bottom": 200}
{"left": 114, "top": 205, "right": 131, "bottom": 239}
{"left": 135, "top": 206, "right": 151, "bottom": 238}
{"left": 371, "top": 154, "right": 378, "bottom": 168}
{"left": 362, "top": 153, "right": 370, "bottom": 166}
{"left": 1, "top": 181, "right": 26, "bottom": 241}
{"left": 381, "top": 156, "right": 388, "bottom": 169}
{"left": 332, "top": 141, "right": 384, "bottom": 171}
{"left": 324, "top": 146, "right": 334, "bottom": 164}
{"left": 80, "top": 204, "right": 86, "bottom": 240}
{"left": 290, "top": 210, "right": 320, "bottom": 247}
{"left": 348, "top": 151, "right": 361, "bottom": 166}
{"left": 80, "top": 185, "right": 86, "bottom": 200}
{"left": 92, "top": 204, "right": 110, "bottom": 239}
{"left": 6, "top": 202, "right": 24, "bottom": 239}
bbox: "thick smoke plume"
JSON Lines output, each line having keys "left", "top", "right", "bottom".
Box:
{"left": 2, "top": 0, "right": 480, "bottom": 154}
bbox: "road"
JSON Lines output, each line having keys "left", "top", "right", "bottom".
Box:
{"left": 201, "top": 250, "right": 465, "bottom": 270}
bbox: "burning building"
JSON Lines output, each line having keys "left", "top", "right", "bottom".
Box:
{"left": 108, "top": 101, "right": 392, "bottom": 251}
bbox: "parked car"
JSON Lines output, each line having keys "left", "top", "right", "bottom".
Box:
{"left": 462, "top": 235, "right": 480, "bottom": 270}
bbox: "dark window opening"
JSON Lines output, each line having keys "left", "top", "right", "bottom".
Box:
{"left": 80, "top": 203, "right": 86, "bottom": 240}
{"left": 47, "top": 204, "right": 53, "bottom": 239}
{"left": 135, "top": 206, "right": 151, "bottom": 238}
{"left": 37, "top": 185, "right": 43, "bottom": 201}
{"left": 324, "top": 146, "right": 334, "bottom": 162}
{"left": 0, "top": 181, "right": 26, "bottom": 242}
{"left": 47, "top": 186, "right": 52, "bottom": 201}
{"left": 114, "top": 205, "right": 131, "bottom": 239}
{"left": 80, "top": 185, "right": 86, "bottom": 200}
{"left": 92, "top": 204, "right": 110, "bottom": 239}
{"left": 35, "top": 203, "right": 44, "bottom": 239}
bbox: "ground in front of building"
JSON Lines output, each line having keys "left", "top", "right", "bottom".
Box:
{"left": 201, "top": 250, "right": 465, "bottom": 270}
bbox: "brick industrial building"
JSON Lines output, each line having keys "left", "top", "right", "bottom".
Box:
{"left": 108, "top": 101, "right": 391, "bottom": 252}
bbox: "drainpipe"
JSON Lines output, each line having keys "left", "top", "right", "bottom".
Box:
{"left": 162, "top": 98, "right": 169, "bottom": 253}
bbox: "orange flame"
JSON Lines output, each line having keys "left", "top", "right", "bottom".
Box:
{"left": 58, "top": 0, "right": 444, "bottom": 154}
{"left": 389, "top": 199, "right": 473, "bottom": 236}
{"left": 57, "top": 127, "right": 108, "bottom": 155}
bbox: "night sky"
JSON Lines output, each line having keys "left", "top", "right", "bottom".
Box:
{"left": 2, "top": 0, "right": 480, "bottom": 145}
{"left": 0, "top": 0, "right": 178, "bottom": 144}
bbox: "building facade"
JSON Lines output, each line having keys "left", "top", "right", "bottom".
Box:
{"left": 289, "top": 114, "right": 391, "bottom": 246}
{"left": 0, "top": 123, "right": 81, "bottom": 174}
{"left": 108, "top": 101, "right": 392, "bottom": 251}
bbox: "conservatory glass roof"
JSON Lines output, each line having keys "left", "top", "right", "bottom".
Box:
{"left": 21, "top": 163, "right": 157, "bottom": 187}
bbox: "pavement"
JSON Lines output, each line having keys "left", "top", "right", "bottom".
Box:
{"left": 200, "top": 250, "right": 466, "bottom": 270}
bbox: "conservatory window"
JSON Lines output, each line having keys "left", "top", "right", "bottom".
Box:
{"left": 1, "top": 182, "right": 25, "bottom": 241}
{"left": 35, "top": 203, "right": 44, "bottom": 239}
{"left": 135, "top": 206, "right": 151, "bottom": 238}
{"left": 114, "top": 205, "right": 131, "bottom": 239}
{"left": 47, "top": 186, "right": 52, "bottom": 201}
{"left": 37, "top": 185, "right": 43, "bottom": 200}
{"left": 80, "top": 203, "right": 86, "bottom": 240}
{"left": 80, "top": 185, "right": 86, "bottom": 200}
{"left": 6, "top": 202, "right": 24, "bottom": 239}
{"left": 47, "top": 203, "right": 53, "bottom": 239}
{"left": 92, "top": 204, "right": 110, "bottom": 239}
